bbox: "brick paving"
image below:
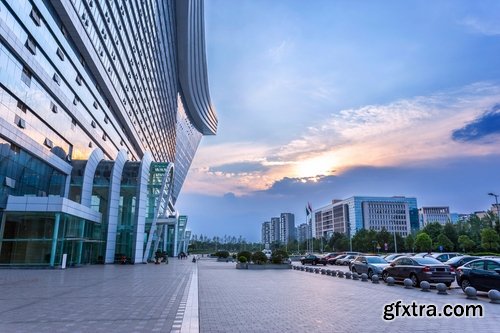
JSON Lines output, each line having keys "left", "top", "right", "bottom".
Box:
{"left": 198, "top": 260, "right": 499, "bottom": 333}
{"left": 0, "top": 258, "right": 498, "bottom": 332}
{"left": 0, "top": 260, "right": 194, "bottom": 333}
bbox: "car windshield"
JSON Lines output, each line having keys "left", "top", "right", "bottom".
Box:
{"left": 367, "top": 257, "right": 387, "bottom": 264}
{"left": 413, "top": 257, "right": 442, "bottom": 265}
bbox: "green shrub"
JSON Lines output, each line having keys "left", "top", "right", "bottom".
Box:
{"left": 271, "top": 249, "right": 289, "bottom": 264}
{"left": 251, "top": 251, "right": 268, "bottom": 264}
{"left": 238, "top": 256, "right": 247, "bottom": 263}
{"left": 237, "top": 251, "right": 252, "bottom": 262}
{"left": 214, "top": 250, "right": 229, "bottom": 258}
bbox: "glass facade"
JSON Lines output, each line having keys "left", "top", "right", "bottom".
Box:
{"left": 0, "top": 0, "right": 217, "bottom": 266}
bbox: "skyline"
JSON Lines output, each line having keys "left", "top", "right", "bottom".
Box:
{"left": 176, "top": 0, "right": 500, "bottom": 241}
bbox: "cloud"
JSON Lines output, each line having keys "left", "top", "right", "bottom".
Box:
{"left": 184, "top": 82, "right": 500, "bottom": 196}
{"left": 267, "top": 39, "right": 293, "bottom": 63}
{"left": 209, "top": 161, "right": 269, "bottom": 173}
{"left": 460, "top": 17, "right": 500, "bottom": 36}
{"left": 452, "top": 104, "right": 500, "bottom": 142}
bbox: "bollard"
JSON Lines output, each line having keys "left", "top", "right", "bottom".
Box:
{"left": 404, "top": 278, "right": 413, "bottom": 289}
{"left": 337, "top": 271, "right": 345, "bottom": 278}
{"left": 331, "top": 270, "right": 337, "bottom": 277}
{"left": 321, "top": 269, "right": 326, "bottom": 275}
{"left": 315, "top": 268, "right": 320, "bottom": 274}
{"left": 371, "top": 274, "right": 379, "bottom": 284}
{"left": 352, "top": 272, "right": 359, "bottom": 280}
{"left": 464, "top": 287, "right": 477, "bottom": 300}
{"left": 300, "top": 266, "right": 305, "bottom": 271}
{"left": 488, "top": 289, "right": 500, "bottom": 304}
{"left": 361, "top": 273, "right": 368, "bottom": 282}
{"left": 345, "top": 271, "right": 352, "bottom": 279}
{"left": 436, "top": 283, "right": 448, "bottom": 295}
{"left": 420, "top": 281, "right": 430, "bottom": 292}
{"left": 386, "top": 276, "right": 395, "bottom": 286}
{"left": 326, "top": 269, "right": 331, "bottom": 276}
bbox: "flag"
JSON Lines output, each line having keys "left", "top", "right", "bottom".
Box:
{"left": 306, "top": 202, "right": 313, "bottom": 215}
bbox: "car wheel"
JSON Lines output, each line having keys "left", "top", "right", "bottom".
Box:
{"left": 410, "top": 273, "right": 420, "bottom": 288}
{"left": 367, "top": 269, "right": 373, "bottom": 279}
{"left": 445, "top": 282, "right": 452, "bottom": 288}
{"left": 352, "top": 267, "right": 357, "bottom": 273}
{"left": 382, "top": 271, "right": 389, "bottom": 282}
{"left": 301, "top": 261, "right": 305, "bottom": 265}
{"left": 323, "top": 263, "right": 327, "bottom": 266}
{"left": 460, "top": 279, "right": 471, "bottom": 292}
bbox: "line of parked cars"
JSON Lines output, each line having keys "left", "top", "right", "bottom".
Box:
{"left": 299, "top": 251, "right": 500, "bottom": 293}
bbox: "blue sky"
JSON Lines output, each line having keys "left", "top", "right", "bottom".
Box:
{"left": 176, "top": 0, "right": 500, "bottom": 241}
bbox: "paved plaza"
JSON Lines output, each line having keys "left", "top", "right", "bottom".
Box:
{"left": 1, "top": 258, "right": 498, "bottom": 332}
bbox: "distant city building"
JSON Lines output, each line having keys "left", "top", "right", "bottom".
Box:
{"left": 261, "top": 221, "right": 271, "bottom": 244}
{"left": 279, "top": 213, "right": 295, "bottom": 243}
{"left": 419, "top": 206, "right": 451, "bottom": 227}
{"left": 261, "top": 213, "right": 296, "bottom": 244}
{"left": 312, "top": 196, "right": 419, "bottom": 238}
{"left": 270, "top": 217, "right": 280, "bottom": 243}
{"left": 297, "top": 223, "right": 309, "bottom": 243}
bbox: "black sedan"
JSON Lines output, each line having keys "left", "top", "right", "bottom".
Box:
{"left": 456, "top": 258, "right": 500, "bottom": 292}
{"left": 381, "top": 256, "right": 455, "bottom": 287}
{"left": 444, "top": 255, "right": 480, "bottom": 270}
{"left": 300, "top": 254, "right": 327, "bottom": 266}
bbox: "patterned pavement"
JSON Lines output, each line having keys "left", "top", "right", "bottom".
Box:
{"left": 0, "top": 258, "right": 498, "bottom": 332}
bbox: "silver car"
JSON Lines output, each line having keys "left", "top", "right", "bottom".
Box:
{"left": 351, "top": 255, "right": 389, "bottom": 279}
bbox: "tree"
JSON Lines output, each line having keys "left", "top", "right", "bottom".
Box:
{"left": 457, "top": 235, "right": 475, "bottom": 252}
{"left": 436, "top": 233, "right": 454, "bottom": 251}
{"left": 415, "top": 232, "right": 432, "bottom": 252}
{"left": 331, "top": 232, "right": 349, "bottom": 251}
{"left": 422, "top": 222, "right": 443, "bottom": 244}
{"left": 442, "top": 223, "right": 458, "bottom": 251}
{"left": 481, "top": 228, "right": 499, "bottom": 251}
{"left": 405, "top": 234, "right": 415, "bottom": 253}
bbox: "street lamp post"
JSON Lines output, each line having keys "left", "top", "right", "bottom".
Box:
{"left": 488, "top": 192, "right": 499, "bottom": 228}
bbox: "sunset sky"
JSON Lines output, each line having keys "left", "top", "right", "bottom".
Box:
{"left": 176, "top": 0, "right": 500, "bottom": 241}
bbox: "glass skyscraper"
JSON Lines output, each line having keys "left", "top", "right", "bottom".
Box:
{"left": 0, "top": 0, "right": 216, "bottom": 266}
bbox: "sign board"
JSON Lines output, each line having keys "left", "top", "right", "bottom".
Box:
{"left": 384, "top": 243, "right": 388, "bottom": 251}
{"left": 439, "top": 245, "right": 443, "bottom": 252}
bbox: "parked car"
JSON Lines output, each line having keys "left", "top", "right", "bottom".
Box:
{"left": 300, "top": 254, "right": 327, "bottom": 266}
{"left": 351, "top": 255, "right": 389, "bottom": 279}
{"left": 323, "top": 252, "right": 342, "bottom": 260}
{"left": 444, "top": 255, "right": 480, "bottom": 270}
{"left": 328, "top": 254, "right": 347, "bottom": 265}
{"left": 383, "top": 253, "right": 405, "bottom": 263}
{"left": 456, "top": 258, "right": 500, "bottom": 292}
{"left": 337, "top": 254, "right": 357, "bottom": 266}
{"left": 381, "top": 256, "right": 455, "bottom": 287}
{"left": 426, "top": 252, "right": 462, "bottom": 262}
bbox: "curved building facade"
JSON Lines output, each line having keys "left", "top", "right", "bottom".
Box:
{"left": 0, "top": 0, "right": 216, "bottom": 266}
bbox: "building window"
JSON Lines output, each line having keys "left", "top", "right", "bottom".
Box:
{"left": 17, "top": 100, "right": 27, "bottom": 112}
{"left": 53, "top": 73, "right": 61, "bottom": 85}
{"left": 44, "top": 137, "right": 54, "bottom": 148}
{"left": 25, "top": 35, "right": 37, "bottom": 54}
{"left": 21, "top": 67, "right": 32, "bottom": 87}
{"left": 15, "top": 115, "right": 26, "bottom": 129}
{"left": 50, "top": 101, "right": 58, "bottom": 113}
{"left": 30, "top": 7, "right": 41, "bottom": 26}
{"left": 56, "top": 47, "right": 65, "bottom": 61}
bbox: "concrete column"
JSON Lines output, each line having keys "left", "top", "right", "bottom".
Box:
{"left": 77, "top": 219, "right": 85, "bottom": 264}
{"left": 50, "top": 213, "right": 61, "bottom": 267}
{"left": 173, "top": 218, "right": 178, "bottom": 257}
{"left": 0, "top": 213, "right": 6, "bottom": 255}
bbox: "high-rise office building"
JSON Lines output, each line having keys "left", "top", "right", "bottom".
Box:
{"left": 0, "top": 0, "right": 216, "bottom": 266}
{"left": 418, "top": 206, "right": 451, "bottom": 227}
{"left": 261, "top": 213, "right": 296, "bottom": 245}
{"left": 312, "top": 196, "right": 419, "bottom": 239}
{"left": 279, "top": 212, "right": 295, "bottom": 243}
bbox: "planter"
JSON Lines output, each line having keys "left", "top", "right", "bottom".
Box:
{"left": 217, "top": 258, "right": 233, "bottom": 262}
{"left": 236, "top": 263, "right": 248, "bottom": 269}
{"left": 247, "top": 263, "right": 292, "bottom": 270}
